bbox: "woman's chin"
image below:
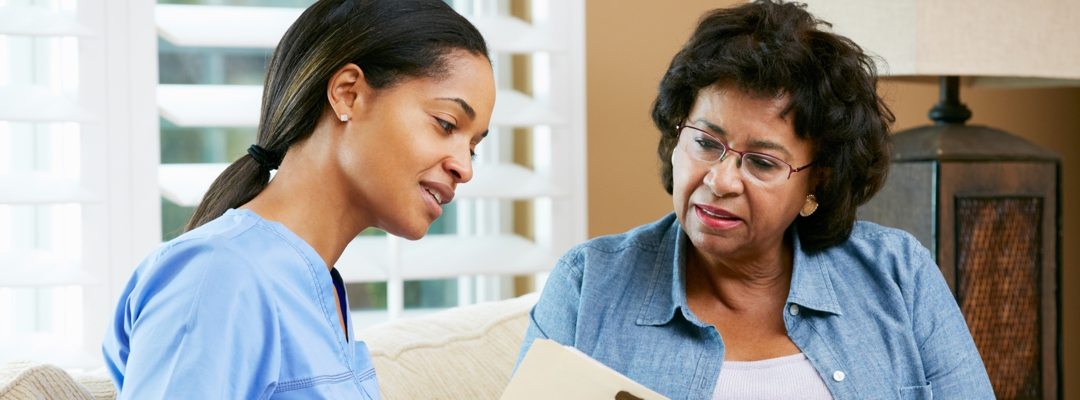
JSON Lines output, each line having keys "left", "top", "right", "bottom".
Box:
{"left": 374, "top": 216, "right": 431, "bottom": 240}
{"left": 386, "top": 225, "right": 428, "bottom": 241}
{"left": 686, "top": 228, "right": 744, "bottom": 256}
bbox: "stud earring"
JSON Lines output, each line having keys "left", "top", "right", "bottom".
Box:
{"left": 800, "top": 194, "right": 818, "bottom": 217}
{"left": 340, "top": 114, "right": 350, "bottom": 122}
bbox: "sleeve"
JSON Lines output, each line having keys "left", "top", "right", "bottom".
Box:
{"left": 111, "top": 240, "right": 282, "bottom": 400}
{"left": 908, "top": 244, "right": 995, "bottom": 398}
{"left": 513, "top": 251, "right": 585, "bottom": 373}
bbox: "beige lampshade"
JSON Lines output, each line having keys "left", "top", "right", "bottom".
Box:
{"left": 800, "top": 0, "right": 1080, "bottom": 82}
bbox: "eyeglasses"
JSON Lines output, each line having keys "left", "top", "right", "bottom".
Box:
{"left": 676, "top": 124, "right": 813, "bottom": 186}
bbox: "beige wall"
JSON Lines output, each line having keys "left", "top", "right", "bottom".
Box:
{"left": 586, "top": 1, "right": 1080, "bottom": 397}
{"left": 586, "top": 0, "right": 742, "bottom": 237}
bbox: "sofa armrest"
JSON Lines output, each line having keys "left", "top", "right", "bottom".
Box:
{"left": 0, "top": 361, "right": 115, "bottom": 400}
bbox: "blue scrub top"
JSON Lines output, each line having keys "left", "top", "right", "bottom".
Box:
{"left": 102, "top": 209, "right": 381, "bottom": 399}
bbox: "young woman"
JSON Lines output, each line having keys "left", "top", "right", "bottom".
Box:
{"left": 102, "top": 0, "right": 495, "bottom": 398}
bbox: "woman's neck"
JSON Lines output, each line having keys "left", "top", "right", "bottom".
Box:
{"left": 240, "top": 129, "right": 372, "bottom": 271}
{"left": 686, "top": 236, "right": 794, "bottom": 312}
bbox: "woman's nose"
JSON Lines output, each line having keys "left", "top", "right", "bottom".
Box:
{"left": 704, "top": 154, "right": 743, "bottom": 196}
{"left": 446, "top": 147, "right": 474, "bottom": 184}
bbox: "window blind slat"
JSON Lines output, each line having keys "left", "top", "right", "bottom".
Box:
{"left": 158, "top": 85, "right": 562, "bottom": 128}
{"left": 0, "top": 250, "right": 99, "bottom": 286}
{"left": 0, "top": 5, "right": 94, "bottom": 37}
{"left": 157, "top": 84, "right": 261, "bottom": 128}
{"left": 159, "top": 162, "right": 559, "bottom": 208}
{"left": 0, "top": 172, "right": 99, "bottom": 204}
{"left": 0, "top": 86, "right": 95, "bottom": 122}
{"left": 468, "top": 15, "right": 561, "bottom": 53}
{"left": 155, "top": 4, "right": 302, "bottom": 49}
{"left": 337, "top": 234, "right": 557, "bottom": 283}
{"left": 0, "top": 346, "right": 102, "bottom": 370}
{"left": 0, "top": 268, "right": 99, "bottom": 287}
{"left": 491, "top": 89, "right": 565, "bottom": 126}
{"left": 154, "top": 5, "right": 559, "bottom": 54}
{"left": 456, "top": 163, "right": 563, "bottom": 199}
{"left": 158, "top": 163, "right": 231, "bottom": 207}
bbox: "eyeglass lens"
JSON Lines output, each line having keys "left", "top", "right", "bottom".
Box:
{"left": 680, "top": 127, "right": 791, "bottom": 185}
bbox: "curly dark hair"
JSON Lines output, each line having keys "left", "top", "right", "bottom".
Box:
{"left": 651, "top": 0, "right": 894, "bottom": 252}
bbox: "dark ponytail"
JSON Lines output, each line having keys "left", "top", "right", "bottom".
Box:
{"left": 185, "top": 0, "right": 488, "bottom": 231}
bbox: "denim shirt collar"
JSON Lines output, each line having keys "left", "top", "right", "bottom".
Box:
{"left": 786, "top": 223, "right": 844, "bottom": 316}
{"left": 636, "top": 217, "right": 843, "bottom": 327}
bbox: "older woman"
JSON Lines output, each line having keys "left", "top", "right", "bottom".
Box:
{"left": 517, "top": 1, "right": 993, "bottom": 399}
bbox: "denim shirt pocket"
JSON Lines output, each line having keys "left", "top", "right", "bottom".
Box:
{"left": 899, "top": 383, "right": 932, "bottom": 400}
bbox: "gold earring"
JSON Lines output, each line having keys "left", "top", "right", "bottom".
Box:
{"left": 800, "top": 194, "right": 818, "bottom": 217}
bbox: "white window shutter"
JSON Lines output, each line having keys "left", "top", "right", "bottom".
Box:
{"left": 0, "top": 0, "right": 159, "bottom": 369}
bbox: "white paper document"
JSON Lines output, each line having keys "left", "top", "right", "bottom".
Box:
{"left": 501, "top": 338, "right": 670, "bottom": 400}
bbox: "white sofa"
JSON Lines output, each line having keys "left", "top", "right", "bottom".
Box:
{"left": 0, "top": 293, "right": 538, "bottom": 400}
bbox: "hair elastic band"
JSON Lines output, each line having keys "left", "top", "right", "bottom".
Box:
{"left": 247, "top": 144, "right": 284, "bottom": 171}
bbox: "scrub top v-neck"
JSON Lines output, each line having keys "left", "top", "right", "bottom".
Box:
{"left": 103, "top": 209, "right": 381, "bottom": 399}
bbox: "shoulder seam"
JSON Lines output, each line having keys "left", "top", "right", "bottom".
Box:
{"left": 157, "top": 219, "right": 261, "bottom": 259}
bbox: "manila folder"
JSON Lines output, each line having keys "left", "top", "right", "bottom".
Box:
{"left": 501, "top": 338, "right": 669, "bottom": 400}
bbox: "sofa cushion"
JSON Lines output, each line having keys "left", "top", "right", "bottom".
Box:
{"left": 356, "top": 293, "right": 538, "bottom": 400}
{"left": 0, "top": 361, "right": 115, "bottom": 400}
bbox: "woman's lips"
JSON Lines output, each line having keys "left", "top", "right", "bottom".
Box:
{"left": 420, "top": 185, "right": 444, "bottom": 219}
{"left": 421, "top": 181, "right": 454, "bottom": 205}
{"left": 419, "top": 181, "right": 454, "bottom": 220}
{"left": 694, "top": 204, "right": 742, "bottom": 230}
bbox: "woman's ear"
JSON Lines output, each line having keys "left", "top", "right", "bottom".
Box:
{"left": 327, "top": 63, "right": 370, "bottom": 121}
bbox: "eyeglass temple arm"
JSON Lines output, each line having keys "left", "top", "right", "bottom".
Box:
{"left": 792, "top": 162, "right": 813, "bottom": 173}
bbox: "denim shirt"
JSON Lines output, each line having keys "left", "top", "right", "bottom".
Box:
{"left": 518, "top": 213, "right": 993, "bottom": 400}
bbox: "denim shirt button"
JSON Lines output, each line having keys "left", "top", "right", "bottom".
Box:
{"left": 788, "top": 304, "right": 800, "bottom": 316}
{"left": 832, "top": 370, "right": 845, "bottom": 382}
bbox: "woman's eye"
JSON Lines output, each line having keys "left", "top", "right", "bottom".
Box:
{"left": 694, "top": 138, "right": 722, "bottom": 150}
{"left": 470, "top": 150, "right": 477, "bottom": 161}
{"left": 437, "top": 118, "right": 456, "bottom": 133}
{"left": 747, "top": 155, "right": 781, "bottom": 170}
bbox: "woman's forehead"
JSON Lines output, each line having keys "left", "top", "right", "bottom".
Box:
{"left": 689, "top": 86, "right": 793, "bottom": 137}
{"left": 692, "top": 85, "right": 790, "bottom": 117}
{"left": 688, "top": 85, "right": 811, "bottom": 161}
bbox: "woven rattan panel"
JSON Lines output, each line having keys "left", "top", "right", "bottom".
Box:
{"left": 956, "top": 197, "right": 1043, "bottom": 400}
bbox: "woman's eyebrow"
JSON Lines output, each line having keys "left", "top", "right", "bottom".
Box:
{"left": 694, "top": 118, "right": 726, "bottom": 137}
{"left": 747, "top": 139, "right": 792, "bottom": 158}
{"left": 437, "top": 97, "right": 475, "bottom": 120}
{"left": 693, "top": 118, "right": 792, "bottom": 158}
